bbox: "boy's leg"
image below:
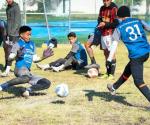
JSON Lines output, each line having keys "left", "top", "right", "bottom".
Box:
{"left": 0, "top": 75, "right": 31, "bottom": 90}
{"left": 22, "top": 76, "right": 51, "bottom": 97}
{"left": 107, "top": 62, "right": 131, "bottom": 94}
{"left": 50, "top": 58, "right": 66, "bottom": 67}
{"left": 0, "top": 67, "right": 32, "bottom": 90}
{"left": 84, "top": 41, "right": 96, "bottom": 64}
{"left": 130, "top": 54, "right": 150, "bottom": 102}
{"left": 36, "top": 58, "right": 66, "bottom": 70}
{"left": 1, "top": 43, "right": 13, "bottom": 77}
{"left": 28, "top": 78, "right": 51, "bottom": 92}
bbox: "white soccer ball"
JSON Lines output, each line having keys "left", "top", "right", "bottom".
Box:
{"left": 55, "top": 83, "right": 69, "bottom": 97}
{"left": 87, "top": 68, "right": 99, "bottom": 78}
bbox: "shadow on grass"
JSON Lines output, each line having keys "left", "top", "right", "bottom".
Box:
{"left": 83, "top": 90, "right": 150, "bottom": 110}
{"left": 0, "top": 86, "right": 46, "bottom": 100}
{"left": 73, "top": 69, "right": 88, "bottom": 76}
{"left": 83, "top": 89, "right": 133, "bottom": 106}
{"left": 51, "top": 100, "right": 65, "bottom": 104}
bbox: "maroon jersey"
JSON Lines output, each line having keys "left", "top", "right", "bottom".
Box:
{"left": 98, "top": 2, "right": 118, "bottom": 36}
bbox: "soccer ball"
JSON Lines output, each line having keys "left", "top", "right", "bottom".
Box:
{"left": 55, "top": 83, "right": 69, "bottom": 97}
{"left": 87, "top": 68, "right": 99, "bottom": 78}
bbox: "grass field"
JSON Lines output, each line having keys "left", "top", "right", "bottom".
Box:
{"left": 0, "top": 43, "right": 150, "bottom": 125}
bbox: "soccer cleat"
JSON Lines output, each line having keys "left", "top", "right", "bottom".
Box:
{"left": 22, "top": 90, "right": 30, "bottom": 98}
{"left": 1, "top": 72, "right": 9, "bottom": 77}
{"left": 107, "top": 83, "right": 116, "bottom": 95}
{"left": 84, "top": 63, "right": 100, "bottom": 69}
{"left": 100, "top": 73, "right": 108, "bottom": 79}
{"left": 0, "top": 85, "right": 2, "bottom": 91}
{"left": 36, "top": 63, "right": 47, "bottom": 70}
{"left": 107, "top": 74, "right": 115, "bottom": 80}
{"left": 51, "top": 65, "right": 64, "bottom": 72}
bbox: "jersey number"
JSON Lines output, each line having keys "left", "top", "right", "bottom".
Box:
{"left": 125, "top": 24, "right": 142, "bottom": 41}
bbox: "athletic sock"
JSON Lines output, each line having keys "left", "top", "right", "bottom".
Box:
{"left": 136, "top": 83, "right": 150, "bottom": 102}
{"left": 5, "top": 66, "right": 11, "bottom": 74}
{"left": 90, "top": 57, "right": 96, "bottom": 64}
{"left": 113, "top": 74, "right": 129, "bottom": 90}
{"left": 110, "top": 59, "right": 116, "bottom": 76}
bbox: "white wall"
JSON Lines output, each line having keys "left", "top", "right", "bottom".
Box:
{"left": 70, "top": 0, "right": 102, "bottom": 14}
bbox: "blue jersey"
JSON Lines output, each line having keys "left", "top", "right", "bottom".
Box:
{"left": 71, "top": 41, "right": 87, "bottom": 66}
{"left": 12, "top": 39, "right": 35, "bottom": 69}
{"left": 114, "top": 18, "right": 150, "bottom": 58}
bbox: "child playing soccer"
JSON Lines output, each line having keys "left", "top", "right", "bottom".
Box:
{"left": 107, "top": 6, "right": 150, "bottom": 102}
{"left": 0, "top": 26, "right": 53, "bottom": 98}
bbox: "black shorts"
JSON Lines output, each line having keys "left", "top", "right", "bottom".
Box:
{"left": 88, "top": 28, "right": 101, "bottom": 46}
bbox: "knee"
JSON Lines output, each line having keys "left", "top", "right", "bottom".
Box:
{"left": 84, "top": 42, "right": 91, "bottom": 49}
{"left": 38, "top": 78, "right": 51, "bottom": 89}
{"left": 134, "top": 79, "right": 144, "bottom": 88}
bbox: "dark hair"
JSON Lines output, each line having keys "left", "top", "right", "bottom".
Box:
{"left": 19, "top": 26, "right": 31, "bottom": 35}
{"left": 67, "top": 32, "right": 76, "bottom": 38}
{"left": 117, "top": 6, "right": 130, "bottom": 18}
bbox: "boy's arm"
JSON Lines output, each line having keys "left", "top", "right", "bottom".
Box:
{"left": 141, "top": 20, "right": 150, "bottom": 32}
{"left": 107, "top": 28, "right": 121, "bottom": 62}
{"left": 33, "top": 47, "right": 54, "bottom": 63}
{"left": 64, "top": 43, "right": 79, "bottom": 59}
{"left": 104, "top": 18, "right": 119, "bottom": 29}
{"left": 8, "top": 43, "right": 20, "bottom": 61}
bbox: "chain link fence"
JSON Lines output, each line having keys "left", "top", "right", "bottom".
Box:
{"left": 0, "top": 0, "right": 149, "bottom": 45}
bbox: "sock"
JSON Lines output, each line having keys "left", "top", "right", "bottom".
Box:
{"left": 90, "top": 57, "right": 96, "bottom": 64}
{"left": 110, "top": 59, "right": 116, "bottom": 76}
{"left": 113, "top": 74, "right": 129, "bottom": 90}
{"left": 5, "top": 66, "right": 11, "bottom": 74}
{"left": 136, "top": 83, "right": 150, "bottom": 102}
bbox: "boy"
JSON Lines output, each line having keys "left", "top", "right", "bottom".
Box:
{"left": 1, "top": 0, "right": 21, "bottom": 77}
{"left": 0, "top": 26, "right": 53, "bottom": 98}
{"left": 36, "top": 32, "right": 88, "bottom": 72}
{"left": 98, "top": 0, "right": 118, "bottom": 79}
{"left": 107, "top": 6, "right": 150, "bottom": 102}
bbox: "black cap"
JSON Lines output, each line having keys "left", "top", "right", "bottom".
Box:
{"left": 117, "top": 6, "right": 130, "bottom": 18}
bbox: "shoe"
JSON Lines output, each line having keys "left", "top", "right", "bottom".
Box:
{"left": 100, "top": 73, "right": 108, "bottom": 79}
{"left": 36, "top": 63, "right": 46, "bottom": 70}
{"left": 0, "top": 86, "right": 2, "bottom": 91}
{"left": 22, "top": 90, "right": 30, "bottom": 98}
{"left": 107, "top": 84, "right": 116, "bottom": 95}
{"left": 84, "top": 64, "right": 100, "bottom": 69}
{"left": 1, "top": 72, "right": 9, "bottom": 77}
{"left": 107, "top": 74, "right": 114, "bottom": 80}
{"left": 51, "top": 65, "right": 64, "bottom": 72}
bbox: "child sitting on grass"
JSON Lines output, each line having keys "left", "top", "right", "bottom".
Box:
{"left": 0, "top": 26, "right": 53, "bottom": 98}
{"left": 36, "top": 32, "right": 88, "bottom": 72}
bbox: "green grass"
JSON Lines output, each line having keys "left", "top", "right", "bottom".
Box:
{"left": 0, "top": 43, "right": 150, "bottom": 125}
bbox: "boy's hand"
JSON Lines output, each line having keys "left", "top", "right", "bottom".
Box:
{"left": 42, "top": 47, "right": 54, "bottom": 59}
{"left": 17, "top": 47, "right": 25, "bottom": 57}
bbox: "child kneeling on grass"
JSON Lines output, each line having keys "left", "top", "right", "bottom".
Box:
{"left": 0, "top": 26, "right": 53, "bottom": 98}
{"left": 36, "top": 32, "right": 88, "bottom": 72}
{"left": 107, "top": 6, "right": 150, "bottom": 102}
